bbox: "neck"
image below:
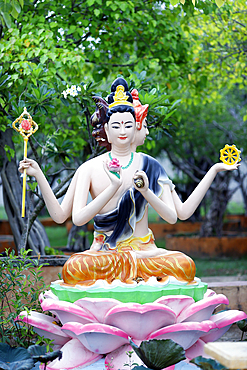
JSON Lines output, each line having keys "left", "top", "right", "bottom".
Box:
{"left": 111, "top": 145, "right": 132, "bottom": 158}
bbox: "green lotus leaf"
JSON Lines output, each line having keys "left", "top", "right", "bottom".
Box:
{"left": 237, "top": 319, "right": 247, "bottom": 332}
{"left": 0, "top": 344, "right": 30, "bottom": 363}
{"left": 129, "top": 338, "right": 186, "bottom": 370}
{"left": 27, "top": 345, "right": 62, "bottom": 364}
{"left": 0, "top": 343, "right": 34, "bottom": 370}
{"left": 191, "top": 356, "right": 227, "bottom": 370}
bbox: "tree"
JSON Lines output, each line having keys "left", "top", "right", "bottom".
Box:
{"left": 1, "top": 0, "right": 243, "bottom": 252}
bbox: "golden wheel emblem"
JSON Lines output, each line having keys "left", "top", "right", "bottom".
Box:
{"left": 220, "top": 144, "right": 241, "bottom": 165}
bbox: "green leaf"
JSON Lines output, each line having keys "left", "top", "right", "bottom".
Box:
{"left": 2, "top": 11, "right": 12, "bottom": 28}
{"left": 191, "top": 356, "right": 227, "bottom": 370}
{"left": 0, "top": 343, "right": 34, "bottom": 370}
{"left": 60, "top": 97, "right": 70, "bottom": 107}
{"left": 170, "top": 0, "right": 180, "bottom": 5}
{"left": 12, "top": 0, "right": 22, "bottom": 14}
{"left": 40, "top": 55, "right": 48, "bottom": 64}
{"left": 27, "top": 345, "right": 62, "bottom": 364}
{"left": 237, "top": 319, "right": 247, "bottom": 332}
{"left": 215, "top": 0, "right": 225, "bottom": 7}
{"left": 129, "top": 339, "right": 185, "bottom": 370}
{"left": 94, "top": 9, "right": 100, "bottom": 17}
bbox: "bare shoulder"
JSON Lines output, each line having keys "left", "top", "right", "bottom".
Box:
{"left": 77, "top": 153, "right": 107, "bottom": 176}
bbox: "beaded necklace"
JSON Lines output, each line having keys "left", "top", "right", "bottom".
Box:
{"left": 108, "top": 152, "right": 134, "bottom": 178}
{"left": 109, "top": 152, "right": 134, "bottom": 169}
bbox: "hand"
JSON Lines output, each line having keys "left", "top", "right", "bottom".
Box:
{"left": 214, "top": 162, "right": 241, "bottom": 173}
{"left": 133, "top": 170, "right": 149, "bottom": 193}
{"left": 18, "top": 158, "right": 41, "bottom": 178}
{"left": 103, "top": 161, "right": 123, "bottom": 189}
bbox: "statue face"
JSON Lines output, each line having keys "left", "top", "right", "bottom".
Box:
{"left": 105, "top": 112, "right": 136, "bottom": 146}
{"left": 135, "top": 118, "right": 149, "bottom": 147}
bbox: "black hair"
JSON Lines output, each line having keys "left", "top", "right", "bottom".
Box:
{"left": 106, "top": 77, "right": 136, "bottom": 122}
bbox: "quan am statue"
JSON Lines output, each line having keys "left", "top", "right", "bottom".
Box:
{"left": 19, "top": 77, "right": 240, "bottom": 287}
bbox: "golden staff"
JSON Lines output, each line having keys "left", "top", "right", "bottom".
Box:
{"left": 12, "top": 107, "right": 38, "bottom": 217}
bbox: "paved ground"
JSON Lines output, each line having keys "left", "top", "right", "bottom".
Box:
{"left": 202, "top": 275, "right": 247, "bottom": 283}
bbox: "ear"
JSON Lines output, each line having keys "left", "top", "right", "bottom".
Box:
{"left": 104, "top": 123, "right": 112, "bottom": 143}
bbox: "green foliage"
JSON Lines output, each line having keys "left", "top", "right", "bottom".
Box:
{"left": 0, "top": 0, "right": 24, "bottom": 28}
{"left": 237, "top": 318, "right": 247, "bottom": 333}
{"left": 0, "top": 343, "right": 34, "bottom": 370}
{"left": 129, "top": 338, "right": 186, "bottom": 370}
{"left": 0, "top": 249, "right": 47, "bottom": 347}
{"left": 237, "top": 318, "right": 247, "bottom": 340}
{"left": 0, "top": 343, "right": 62, "bottom": 370}
{"left": 44, "top": 246, "right": 64, "bottom": 255}
{"left": 27, "top": 344, "right": 62, "bottom": 365}
{"left": 0, "top": 0, "right": 246, "bottom": 245}
{"left": 191, "top": 356, "right": 227, "bottom": 370}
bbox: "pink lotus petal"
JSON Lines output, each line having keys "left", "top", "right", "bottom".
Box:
{"left": 16, "top": 311, "right": 70, "bottom": 345}
{"left": 62, "top": 322, "right": 129, "bottom": 354}
{"left": 46, "top": 338, "right": 102, "bottom": 369}
{"left": 39, "top": 290, "right": 58, "bottom": 304}
{"left": 185, "top": 339, "right": 210, "bottom": 360}
{"left": 177, "top": 294, "right": 229, "bottom": 323}
{"left": 204, "top": 289, "right": 217, "bottom": 299}
{"left": 41, "top": 298, "right": 96, "bottom": 324}
{"left": 105, "top": 303, "right": 176, "bottom": 340}
{"left": 155, "top": 295, "right": 195, "bottom": 318}
{"left": 201, "top": 310, "right": 247, "bottom": 342}
{"left": 148, "top": 320, "right": 216, "bottom": 350}
{"left": 105, "top": 344, "right": 144, "bottom": 370}
{"left": 74, "top": 297, "right": 120, "bottom": 323}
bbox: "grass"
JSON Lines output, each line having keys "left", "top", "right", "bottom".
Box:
{"left": 0, "top": 206, "right": 7, "bottom": 219}
{"left": 45, "top": 226, "right": 68, "bottom": 248}
{"left": 194, "top": 257, "right": 247, "bottom": 278}
{"left": 226, "top": 201, "right": 245, "bottom": 215}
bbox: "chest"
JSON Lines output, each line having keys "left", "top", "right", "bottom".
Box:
{"left": 89, "top": 154, "right": 141, "bottom": 204}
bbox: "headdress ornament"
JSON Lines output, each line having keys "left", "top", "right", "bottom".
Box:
{"left": 109, "top": 85, "right": 134, "bottom": 108}
{"left": 131, "top": 89, "right": 149, "bottom": 130}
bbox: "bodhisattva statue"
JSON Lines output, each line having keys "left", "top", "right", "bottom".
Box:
{"left": 19, "top": 78, "right": 239, "bottom": 287}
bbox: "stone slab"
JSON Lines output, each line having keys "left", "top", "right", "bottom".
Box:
{"left": 204, "top": 342, "right": 247, "bottom": 369}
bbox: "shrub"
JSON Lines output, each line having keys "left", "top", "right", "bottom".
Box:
{"left": 0, "top": 249, "right": 47, "bottom": 347}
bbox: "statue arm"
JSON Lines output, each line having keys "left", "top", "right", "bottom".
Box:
{"left": 172, "top": 162, "right": 240, "bottom": 220}
{"left": 19, "top": 158, "right": 76, "bottom": 223}
{"left": 133, "top": 171, "right": 177, "bottom": 224}
{"left": 72, "top": 162, "right": 122, "bottom": 226}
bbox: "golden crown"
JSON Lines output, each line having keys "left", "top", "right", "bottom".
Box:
{"left": 109, "top": 85, "right": 133, "bottom": 108}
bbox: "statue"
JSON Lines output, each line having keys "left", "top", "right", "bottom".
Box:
{"left": 17, "top": 78, "right": 245, "bottom": 370}
{"left": 19, "top": 77, "right": 240, "bottom": 287}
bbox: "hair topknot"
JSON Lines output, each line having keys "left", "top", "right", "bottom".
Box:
{"left": 107, "top": 77, "right": 133, "bottom": 106}
{"left": 110, "top": 77, "right": 129, "bottom": 92}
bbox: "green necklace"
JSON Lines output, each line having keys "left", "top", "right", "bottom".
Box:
{"left": 108, "top": 152, "right": 134, "bottom": 178}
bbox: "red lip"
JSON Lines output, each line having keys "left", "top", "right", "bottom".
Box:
{"left": 119, "top": 137, "right": 127, "bottom": 140}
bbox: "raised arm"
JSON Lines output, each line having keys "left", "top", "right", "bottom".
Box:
{"left": 133, "top": 171, "right": 177, "bottom": 224}
{"left": 19, "top": 158, "right": 76, "bottom": 223}
{"left": 172, "top": 162, "right": 240, "bottom": 220}
{"left": 72, "top": 162, "right": 122, "bottom": 226}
